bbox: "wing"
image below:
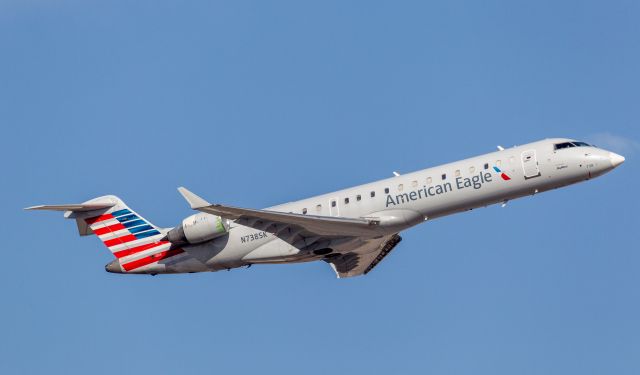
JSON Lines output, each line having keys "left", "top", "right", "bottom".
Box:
{"left": 325, "top": 234, "right": 402, "bottom": 278}
{"left": 178, "top": 187, "right": 383, "bottom": 239}
{"left": 178, "top": 187, "right": 405, "bottom": 277}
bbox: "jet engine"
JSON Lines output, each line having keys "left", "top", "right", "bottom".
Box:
{"left": 167, "top": 212, "right": 229, "bottom": 246}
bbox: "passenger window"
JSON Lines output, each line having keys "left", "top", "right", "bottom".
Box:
{"left": 398, "top": 184, "right": 403, "bottom": 191}
{"left": 509, "top": 156, "right": 515, "bottom": 164}
{"left": 370, "top": 191, "right": 375, "bottom": 198}
{"left": 302, "top": 208, "right": 307, "bottom": 215}
{"left": 441, "top": 173, "right": 446, "bottom": 180}
{"left": 316, "top": 204, "right": 322, "bottom": 212}
{"left": 412, "top": 180, "right": 418, "bottom": 188}
{"left": 356, "top": 194, "right": 361, "bottom": 201}
{"left": 344, "top": 197, "right": 349, "bottom": 204}
{"left": 496, "top": 160, "right": 501, "bottom": 167}
{"left": 455, "top": 169, "right": 461, "bottom": 177}
{"left": 384, "top": 188, "right": 389, "bottom": 194}
{"left": 331, "top": 200, "right": 336, "bottom": 207}
{"left": 427, "top": 177, "right": 432, "bottom": 184}
{"left": 484, "top": 163, "right": 489, "bottom": 170}
{"left": 469, "top": 166, "right": 476, "bottom": 174}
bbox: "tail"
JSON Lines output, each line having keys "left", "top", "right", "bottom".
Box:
{"left": 26, "top": 195, "right": 181, "bottom": 273}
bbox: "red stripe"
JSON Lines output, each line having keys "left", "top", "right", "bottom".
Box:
{"left": 122, "top": 249, "right": 185, "bottom": 271}
{"left": 93, "top": 223, "right": 126, "bottom": 236}
{"left": 104, "top": 234, "right": 137, "bottom": 248}
{"left": 113, "top": 241, "right": 169, "bottom": 259}
{"left": 85, "top": 214, "right": 114, "bottom": 225}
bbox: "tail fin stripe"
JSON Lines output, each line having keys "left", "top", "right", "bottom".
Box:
{"left": 109, "top": 236, "right": 163, "bottom": 252}
{"left": 122, "top": 248, "right": 185, "bottom": 271}
{"left": 134, "top": 230, "right": 161, "bottom": 239}
{"left": 113, "top": 241, "right": 169, "bottom": 259}
{"left": 111, "top": 209, "right": 132, "bottom": 217}
{"left": 92, "top": 218, "right": 120, "bottom": 227}
{"left": 92, "top": 223, "right": 127, "bottom": 236}
{"left": 85, "top": 214, "right": 114, "bottom": 225}
{"left": 122, "top": 219, "right": 145, "bottom": 228}
{"left": 97, "top": 229, "right": 130, "bottom": 241}
{"left": 116, "top": 214, "right": 138, "bottom": 223}
{"left": 104, "top": 234, "right": 138, "bottom": 247}
{"left": 128, "top": 225, "right": 154, "bottom": 234}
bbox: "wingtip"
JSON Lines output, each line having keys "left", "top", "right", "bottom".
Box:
{"left": 177, "top": 187, "right": 211, "bottom": 209}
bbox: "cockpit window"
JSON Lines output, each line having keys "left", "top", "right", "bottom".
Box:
{"left": 554, "top": 142, "right": 575, "bottom": 150}
{"left": 554, "top": 141, "right": 593, "bottom": 150}
{"left": 573, "top": 141, "right": 592, "bottom": 147}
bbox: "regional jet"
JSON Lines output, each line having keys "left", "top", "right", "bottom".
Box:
{"left": 27, "top": 138, "right": 625, "bottom": 278}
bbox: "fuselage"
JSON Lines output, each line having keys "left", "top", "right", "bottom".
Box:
{"left": 124, "top": 138, "right": 624, "bottom": 274}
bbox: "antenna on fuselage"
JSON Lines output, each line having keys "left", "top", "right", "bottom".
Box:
{"left": 497, "top": 145, "right": 505, "bottom": 151}
{"left": 393, "top": 171, "right": 401, "bottom": 177}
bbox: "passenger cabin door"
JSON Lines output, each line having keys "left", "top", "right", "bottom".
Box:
{"left": 329, "top": 198, "right": 340, "bottom": 217}
{"left": 521, "top": 150, "right": 541, "bottom": 179}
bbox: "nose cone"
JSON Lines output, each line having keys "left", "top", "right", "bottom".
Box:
{"left": 609, "top": 152, "right": 625, "bottom": 168}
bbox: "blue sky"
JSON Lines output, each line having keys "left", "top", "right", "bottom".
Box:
{"left": 1, "top": 1, "right": 639, "bottom": 374}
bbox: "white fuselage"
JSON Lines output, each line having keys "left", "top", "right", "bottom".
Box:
{"left": 137, "top": 138, "right": 623, "bottom": 274}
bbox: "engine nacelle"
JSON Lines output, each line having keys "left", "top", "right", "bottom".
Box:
{"left": 167, "top": 213, "right": 229, "bottom": 245}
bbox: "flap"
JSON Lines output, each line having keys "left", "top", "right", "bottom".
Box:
{"left": 325, "top": 234, "right": 402, "bottom": 278}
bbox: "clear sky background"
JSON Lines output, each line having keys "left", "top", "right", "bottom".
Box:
{"left": 1, "top": 1, "right": 638, "bottom": 374}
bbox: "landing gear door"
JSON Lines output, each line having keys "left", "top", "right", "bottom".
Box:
{"left": 522, "top": 150, "right": 541, "bottom": 179}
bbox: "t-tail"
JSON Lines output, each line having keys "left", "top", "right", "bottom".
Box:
{"left": 25, "top": 196, "right": 184, "bottom": 274}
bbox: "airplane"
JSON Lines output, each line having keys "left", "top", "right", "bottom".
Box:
{"left": 27, "top": 138, "right": 625, "bottom": 278}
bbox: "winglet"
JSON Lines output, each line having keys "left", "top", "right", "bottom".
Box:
{"left": 177, "top": 187, "right": 211, "bottom": 209}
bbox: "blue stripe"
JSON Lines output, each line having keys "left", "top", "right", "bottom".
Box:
{"left": 135, "top": 230, "right": 161, "bottom": 239}
{"left": 128, "top": 225, "right": 153, "bottom": 234}
{"left": 122, "top": 219, "right": 145, "bottom": 228}
{"left": 116, "top": 214, "right": 138, "bottom": 223}
{"left": 493, "top": 166, "right": 501, "bottom": 173}
{"left": 111, "top": 209, "right": 132, "bottom": 217}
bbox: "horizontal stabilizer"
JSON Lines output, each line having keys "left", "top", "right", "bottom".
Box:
{"left": 25, "top": 203, "right": 115, "bottom": 212}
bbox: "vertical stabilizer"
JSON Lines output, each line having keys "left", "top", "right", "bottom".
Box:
{"left": 26, "top": 196, "right": 183, "bottom": 273}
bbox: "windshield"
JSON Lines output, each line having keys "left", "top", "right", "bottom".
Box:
{"left": 554, "top": 141, "right": 594, "bottom": 150}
